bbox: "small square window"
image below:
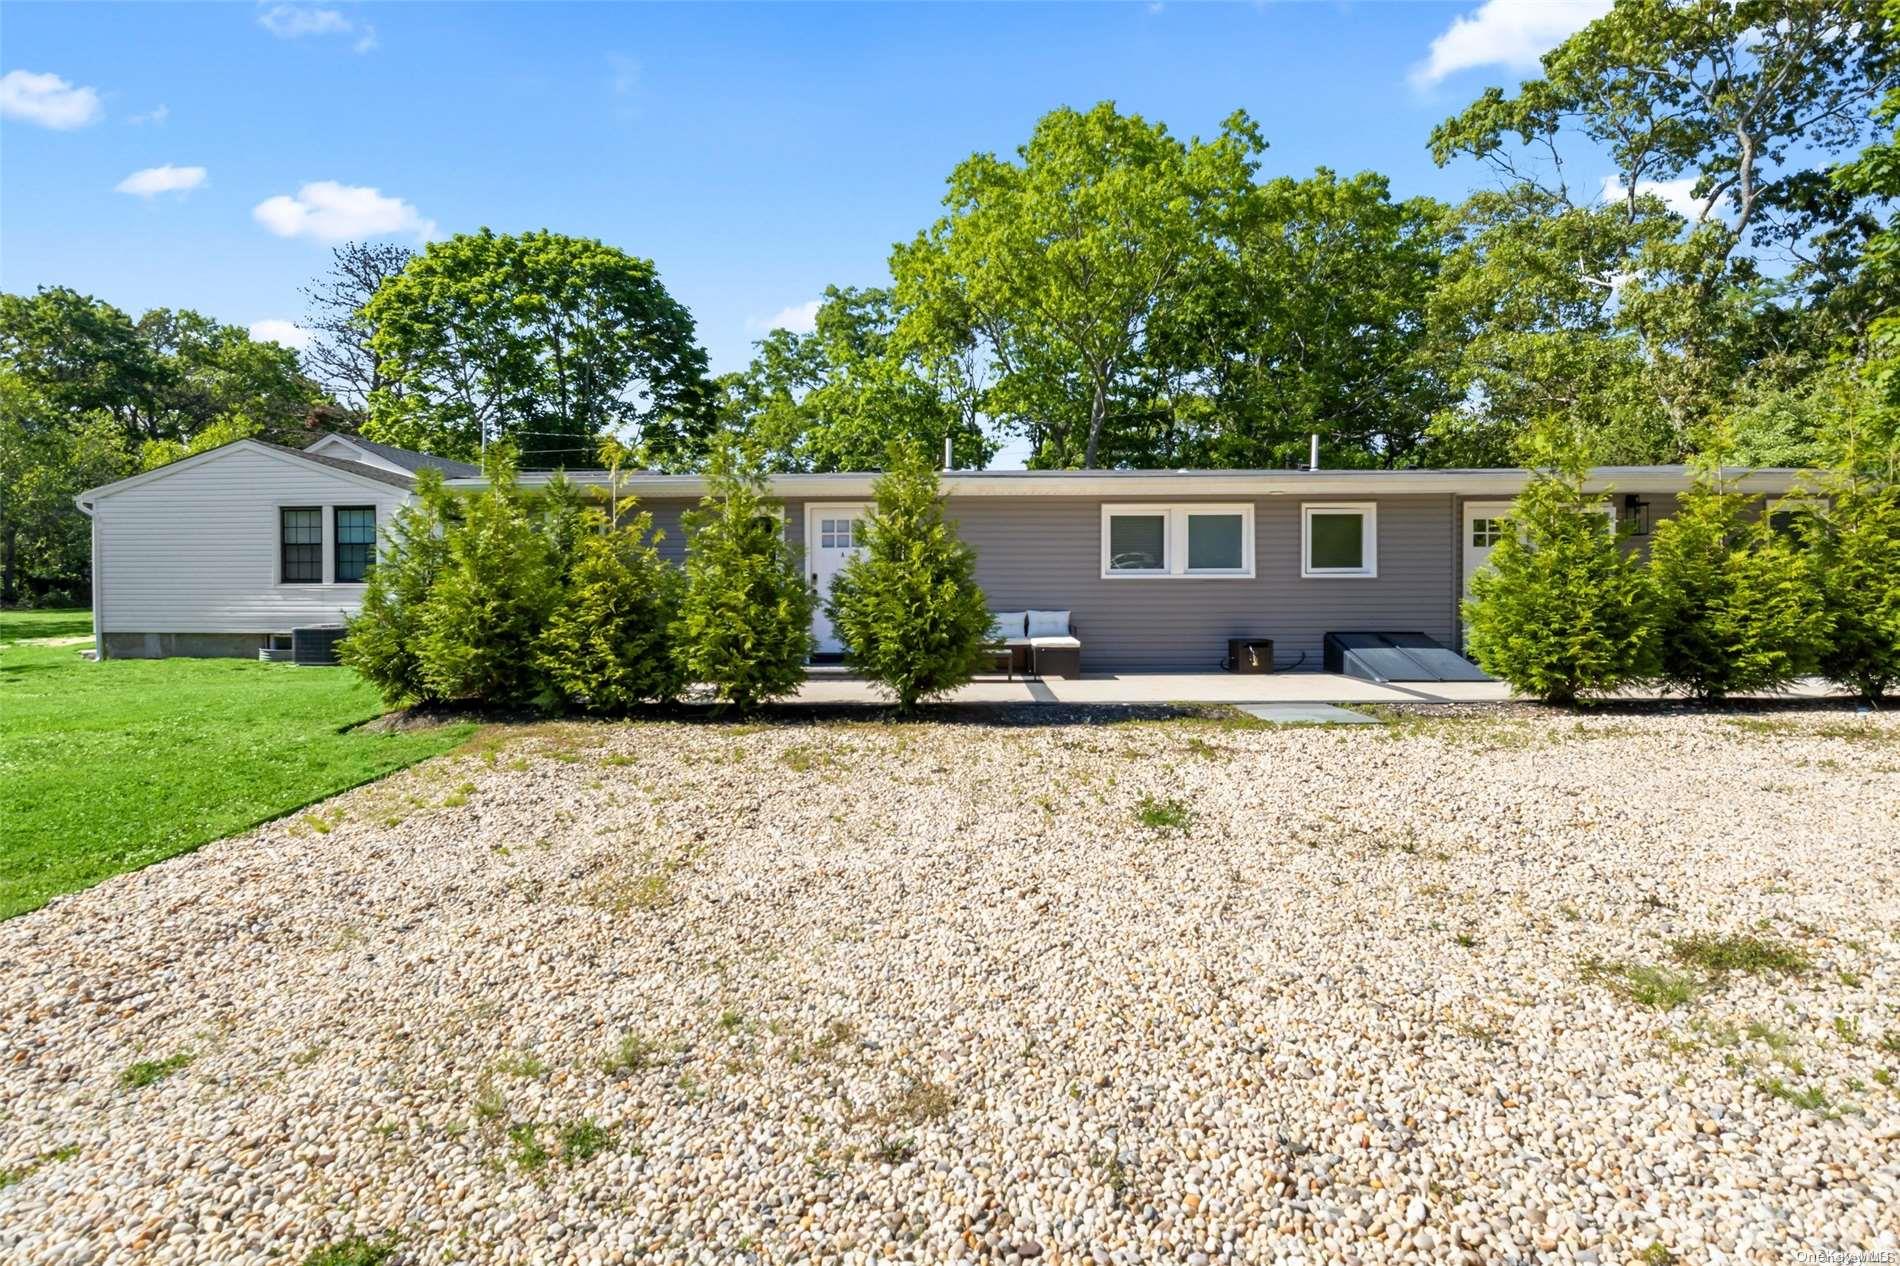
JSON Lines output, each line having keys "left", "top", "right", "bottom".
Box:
{"left": 1303, "top": 503, "right": 1376, "bottom": 577}
{"left": 1472, "top": 517, "right": 1505, "bottom": 547}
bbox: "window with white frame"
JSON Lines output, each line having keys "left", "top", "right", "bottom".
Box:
{"left": 1301, "top": 502, "right": 1377, "bottom": 577}
{"left": 1101, "top": 504, "right": 1253, "bottom": 578}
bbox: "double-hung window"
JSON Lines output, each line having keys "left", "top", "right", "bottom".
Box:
{"left": 280, "top": 507, "right": 323, "bottom": 584}
{"left": 334, "top": 507, "right": 377, "bottom": 583}
{"left": 1301, "top": 502, "right": 1378, "bottom": 578}
{"left": 1101, "top": 504, "right": 1253, "bottom": 578}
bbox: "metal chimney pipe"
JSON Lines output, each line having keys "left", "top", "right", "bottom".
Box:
{"left": 944, "top": 433, "right": 954, "bottom": 470}
{"left": 1309, "top": 433, "right": 1320, "bottom": 471}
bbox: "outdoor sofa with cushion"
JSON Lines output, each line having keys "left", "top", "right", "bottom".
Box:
{"left": 986, "top": 610, "right": 1082, "bottom": 679}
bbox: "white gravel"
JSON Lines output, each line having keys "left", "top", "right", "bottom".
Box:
{"left": 3, "top": 708, "right": 1898, "bottom": 1265}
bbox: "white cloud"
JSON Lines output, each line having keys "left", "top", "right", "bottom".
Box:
{"left": 0, "top": 69, "right": 104, "bottom": 129}
{"left": 1600, "top": 174, "right": 1709, "bottom": 220}
{"left": 749, "top": 299, "right": 821, "bottom": 335}
{"left": 257, "top": 4, "right": 377, "bottom": 53}
{"left": 249, "top": 319, "right": 314, "bottom": 351}
{"left": 115, "top": 164, "right": 207, "bottom": 198}
{"left": 1410, "top": 0, "right": 1611, "bottom": 89}
{"left": 128, "top": 103, "right": 170, "bottom": 126}
{"left": 253, "top": 181, "right": 435, "bottom": 242}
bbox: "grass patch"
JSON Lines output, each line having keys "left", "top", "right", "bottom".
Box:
{"left": 1670, "top": 933, "right": 1811, "bottom": 980}
{"left": 0, "top": 609, "right": 475, "bottom": 918}
{"left": 119, "top": 1051, "right": 193, "bottom": 1089}
{"left": 1579, "top": 959, "right": 1700, "bottom": 1010}
{"left": 1134, "top": 795, "right": 1193, "bottom": 832}
{"left": 301, "top": 1235, "right": 400, "bottom": 1266}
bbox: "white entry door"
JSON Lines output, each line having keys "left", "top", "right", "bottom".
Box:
{"left": 806, "top": 503, "right": 869, "bottom": 653}
{"left": 1461, "top": 501, "right": 1513, "bottom": 645}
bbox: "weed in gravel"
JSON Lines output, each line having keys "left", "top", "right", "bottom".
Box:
{"left": 1453, "top": 927, "right": 1481, "bottom": 949}
{"left": 600, "top": 1033, "right": 659, "bottom": 1075}
{"left": 0, "top": 1144, "right": 80, "bottom": 1189}
{"left": 301, "top": 1234, "right": 399, "bottom": 1266}
{"left": 119, "top": 1051, "right": 192, "bottom": 1089}
{"left": 1135, "top": 795, "right": 1193, "bottom": 832}
{"left": 1756, "top": 1076, "right": 1835, "bottom": 1115}
{"left": 507, "top": 1122, "right": 551, "bottom": 1171}
{"left": 1834, "top": 1017, "right": 1862, "bottom": 1045}
{"left": 718, "top": 1008, "right": 746, "bottom": 1032}
{"left": 556, "top": 1119, "right": 614, "bottom": 1165}
{"left": 493, "top": 1051, "right": 547, "bottom": 1079}
{"left": 1671, "top": 933, "right": 1811, "bottom": 980}
{"left": 871, "top": 1135, "right": 917, "bottom": 1164}
{"left": 473, "top": 1082, "right": 508, "bottom": 1126}
{"left": 1580, "top": 959, "right": 1700, "bottom": 1010}
{"left": 1639, "top": 1243, "right": 1677, "bottom": 1265}
{"left": 888, "top": 1076, "right": 953, "bottom": 1123}
{"left": 1839, "top": 970, "right": 1862, "bottom": 987}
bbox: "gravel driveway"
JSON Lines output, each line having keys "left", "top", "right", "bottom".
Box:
{"left": 3, "top": 708, "right": 1897, "bottom": 1265}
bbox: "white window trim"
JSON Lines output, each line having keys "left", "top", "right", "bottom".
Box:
{"left": 271, "top": 498, "right": 376, "bottom": 589}
{"left": 1301, "top": 501, "right": 1379, "bottom": 578}
{"left": 1100, "top": 503, "right": 1254, "bottom": 579}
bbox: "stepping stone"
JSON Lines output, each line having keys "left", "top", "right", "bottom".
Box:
{"left": 1235, "top": 703, "right": 1380, "bottom": 725}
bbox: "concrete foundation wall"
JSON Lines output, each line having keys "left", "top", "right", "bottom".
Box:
{"left": 104, "top": 632, "right": 269, "bottom": 660}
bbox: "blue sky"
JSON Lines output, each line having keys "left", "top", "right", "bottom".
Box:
{"left": 2, "top": 1, "right": 1612, "bottom": 398}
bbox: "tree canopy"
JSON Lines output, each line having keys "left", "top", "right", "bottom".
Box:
{"left": 361, "top": 229, "right": 715, "bottom": 469}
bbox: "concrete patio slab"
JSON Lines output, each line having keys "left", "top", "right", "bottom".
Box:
{"left": 794, "top": 669, "right": 1514, "bottom": 706}
{"left": 792, "top": 669, "right": 1849, "bottom": 708}
{"left": 1235, "top": 702, "right": 1382, "bottom": 724}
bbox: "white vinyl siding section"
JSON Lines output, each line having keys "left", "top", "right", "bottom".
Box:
{"left": 94, "top": 446, "right": 410, "bottom": 634}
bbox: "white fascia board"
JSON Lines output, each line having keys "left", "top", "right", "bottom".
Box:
{"left": 461, "top": 465, "right": 1816, "bottom": 500}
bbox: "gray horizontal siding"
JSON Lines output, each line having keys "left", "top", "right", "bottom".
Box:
{"left": 949, "top": 494, "right": 1457, "bottom": 670}
{"left": 632, "top": 497, "right": 805, "bottom": 565}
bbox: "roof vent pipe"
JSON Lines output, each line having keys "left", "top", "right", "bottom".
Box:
{"left": 1309, "top": 433, "right": 1320, "bottom": 471}
{"left": 944, "top": 433, "right": 953, "bottom": 470}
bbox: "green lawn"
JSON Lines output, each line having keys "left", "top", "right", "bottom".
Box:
{"left": 0, "top": 609, "right": 476, "bottom": 919}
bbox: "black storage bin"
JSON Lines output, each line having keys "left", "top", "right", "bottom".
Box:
{"left": 1225, "top": 637, "right": 1274, "bottom": 674}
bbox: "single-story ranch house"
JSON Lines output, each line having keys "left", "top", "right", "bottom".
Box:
{"left": 74, "top": 434, "right": 1810, "bottom": 673}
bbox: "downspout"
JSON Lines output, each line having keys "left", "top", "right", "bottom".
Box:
{"left": 76, "top": 494, "right": 103, "bottom": 660}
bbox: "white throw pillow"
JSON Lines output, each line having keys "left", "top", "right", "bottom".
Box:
{"left": 1027, "top": 609, "right": 1070, "bottom": 638}
{"left": 989, "top": 611, "right": 1027, "bottom": 641}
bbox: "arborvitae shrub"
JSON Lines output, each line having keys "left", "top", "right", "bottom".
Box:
{"left": 415, "top": 450, "right": 565, "bottom": 708}
{"left": 826, "top": 441, "right": 990, "bottom": 713}
{"left": 338, "top": 469, "right": 452, "bottom": 706}
{"left": 538, "top": 509, "right": 685, "bottom": 712}
{"left": 1647, "top": 475, "right": 1827, "bottom": 700}
{"left": 1463, "top": 461, "right": 1656, "bottom": 706}
{"left": 671, "top": 449, "right": 814, "bottom": 713}
{"left": 1810, "top": 479, "right": 1900, "bottom": 702}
